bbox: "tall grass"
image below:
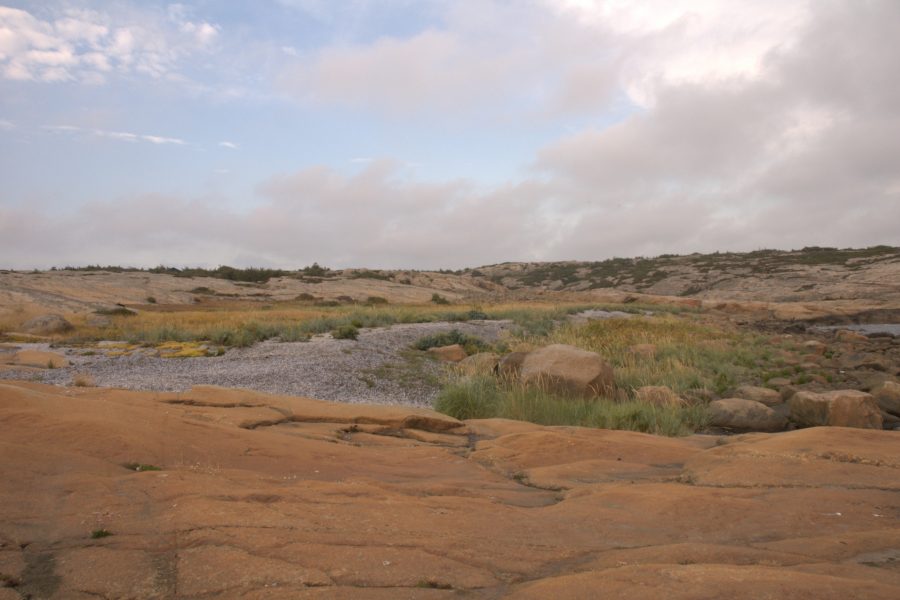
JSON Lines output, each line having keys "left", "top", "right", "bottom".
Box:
{"left": 435, "top": 375, "right": 708, "bottom": 436}
{"left": 511, "top": 315, "right": 778, "bottom": 396}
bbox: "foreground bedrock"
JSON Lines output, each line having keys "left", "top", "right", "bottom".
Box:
{"left": 0, "top": 381, "right": 898, "bottom": 599}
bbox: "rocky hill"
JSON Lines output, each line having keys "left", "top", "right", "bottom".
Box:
{"left": 472, "top": 245, "right": 900, "bottom": 302}
{"left": 1, "top": 246, "right": 899, "bottom": 321}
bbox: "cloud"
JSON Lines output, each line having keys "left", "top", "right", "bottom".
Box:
{"left": 43, "top": 124, "right": 187, "bottom": 146}
{"left": 218, "top": 141, "right": 239, "bottom": 149}
{"left": 0, "top": 119, "right": 13, "bottom": 130}
{"left": 2, "top": 0, "right": 898, "bottom": 270}
{"left": 0, "top": 4, "right": 220, "bottom": 83}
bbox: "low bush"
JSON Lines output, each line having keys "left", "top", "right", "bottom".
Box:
{"left": 413, "top": 330, "right": 490, "bottom": 355}
{"left": 332, "top": 324, "right": 359, "bottom": 340}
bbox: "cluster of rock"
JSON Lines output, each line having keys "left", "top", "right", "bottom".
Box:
{"left": 432, "top": 343, "right": 615, "bottom": 397}
{"left": 429, "top": 338, "right": 900, "bottom": 433}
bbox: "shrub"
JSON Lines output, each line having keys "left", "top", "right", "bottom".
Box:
{"left": 122, "top": 462, "right": 162, "bottom": 472}
{"left": 73, "top": 373, "right": 95, "bottom": 387}
{"left": 366, "top": 296, "right": 389, "bottom": 305}
{"left": 146, "top": 296, "right": 157, "bottom": 304}
{"left": 431, "top": 293, "right": 450, "bottom": 305}
{"left": 413, "top": 330, "right": 490, "bottom": 354}
{"left": 332, "top": 324, "right": 359, "bottom": 340}
{"left": 91, "top": 529, "right": 113, "bottom": 539}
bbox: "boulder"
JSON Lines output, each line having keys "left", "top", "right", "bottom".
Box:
{"left": 497, "top": 351, "right": 528, "bottom": 379}
{"left": 708, "top": 398, "right": 787, "bottom": 432}
{"left": 767, "top": 377, "right": 792, "bottom": 388}
{"left": 457, "top": 352, "right": 500, "bottom": 375}
{"left": 520, "top": 344, "right": 614, "bottom": 398}
{"left": 734, "top": 385, "right": 782, "bottom": 407}
{"left": 21, "top": 314, "right": 73, "bottom": 335}
{"left": 871, "top": 381, "right": 900, "bottom": 416}
{"left": 634, "top": 386, "right": 684, "bottom": 407}
{"left": 789, "top": 390, "right": 883, "bottom": 429}
{"left": 428, "top": 344, "right": 467, "bottom": 362}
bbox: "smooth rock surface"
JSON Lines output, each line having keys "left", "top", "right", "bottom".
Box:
{"left": 0, "top": 381, "right": 898, "bottom": 598}
{"left": 734, "top": 384, "right": 783, "bottom": 407}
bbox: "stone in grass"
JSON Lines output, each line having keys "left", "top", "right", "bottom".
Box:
{"left": 497, "top": 352, "right": 528, "bottom": 379}
{"left": 734, "top": 385, "right": 783, "bottom": 407}
{"left": 457, "top": 352, "right": 500, "bottom": 375}
{"left": 789, "top": 390, "right": 883, "bottom": 429}
{"left": 428, "top": 344, "right": 467, "bottom": 362}
{"left": 22, "top": 314, "right": 73, "bottom": 335}
{"left": 634, "top": 386, "right": 685, "bottom": 407}
{"left": 708, "top": 398, "right": 787, "bottom": 432}
{"left": 520, "top": 344, "right": 614, "bottom": 398}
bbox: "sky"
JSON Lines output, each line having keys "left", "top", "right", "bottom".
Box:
{"left": 1, "top": 0, "right": 898, "bottom": 270}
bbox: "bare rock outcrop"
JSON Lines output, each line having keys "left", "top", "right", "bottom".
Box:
{"left": 0, "top": 381, "right": 898, "bottom": 598}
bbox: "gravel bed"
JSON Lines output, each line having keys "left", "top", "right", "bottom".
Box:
{"left": 1, "top": 320, "right": 513, "bottom": 407}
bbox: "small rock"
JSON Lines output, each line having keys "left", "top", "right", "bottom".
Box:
{"left": 428, "top": 344, "right": 467, "bottom": 363}
{"left": 708, "top": 398, "right": 787, "bottom": 432}
{"left": 497, "top": 352, "right": 528, "bottom": 379}
{"left": 634, "top": 386, "right": 684, "bottom": 407}
{"left": 767, "top": 377, "right": 792, "bottom": 388}
{"left": 802, "top": 340, "right": 827, "bottom": 355}
{"left": 835, "top": 330, "right": 868, "bottom": 344}
{"left": 457, "top": 352, "right": 500, "bottom": 375}
{"left": 788, "top": 390, "right": 883, "bottom": 429}
{"left": 21, "top": 314, "right": 73, "bottom": 335}
{"left": 734, "top": 385, "right": 782, "bottom": 407}
{"left": 872, "top": 381, "right": 900, "bottom": 416}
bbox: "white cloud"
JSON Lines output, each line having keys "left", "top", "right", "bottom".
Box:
{"left": 43, "top": 124, "right": 187, "bottom": 146}
{"left": 0, "top": 4, "right": 220, "bottom": 83}
{"left": 0, "top": 119, "right": 14, "bottom": 130}
{"left": 218, "top": 141, "right": 239, "bottom": 149}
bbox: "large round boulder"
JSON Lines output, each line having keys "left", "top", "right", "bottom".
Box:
{"left": 708, "top": 398, "right": 787, "bottom": 432}
{"left": 788, "top": 390, "right": 883, "bottom": 429}
{"left": 21, "top": 314, "right": 73, "bottom": 335}
{"left": 871, "top": 381, "right": 900, "bottom": 417}
{"left": 519, "top": 344, "right": 614, "bottom": 398}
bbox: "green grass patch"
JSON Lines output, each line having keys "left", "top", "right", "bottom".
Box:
{"left": 435, "top": 375, "right": 708, "bottom": 436}
{"left": 122, "top": 462, "right": 162, "bottom": 472}
{"left": 413, "top": 329, "right": 490, "bottom": 355}
{"left": 91, "top": 529, "right": 113, "bottom": 539}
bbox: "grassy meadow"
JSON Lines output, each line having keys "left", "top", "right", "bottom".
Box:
{"left": 2, "top": 297, "right": 800, "bottom": 436}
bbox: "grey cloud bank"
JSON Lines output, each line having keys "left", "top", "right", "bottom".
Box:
{"left": 1, "top": 0, "right": 898, "bottom": 269}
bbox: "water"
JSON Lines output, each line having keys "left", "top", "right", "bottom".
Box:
{"left": 815, "top": 323, "right": 900, "bottom": 336}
